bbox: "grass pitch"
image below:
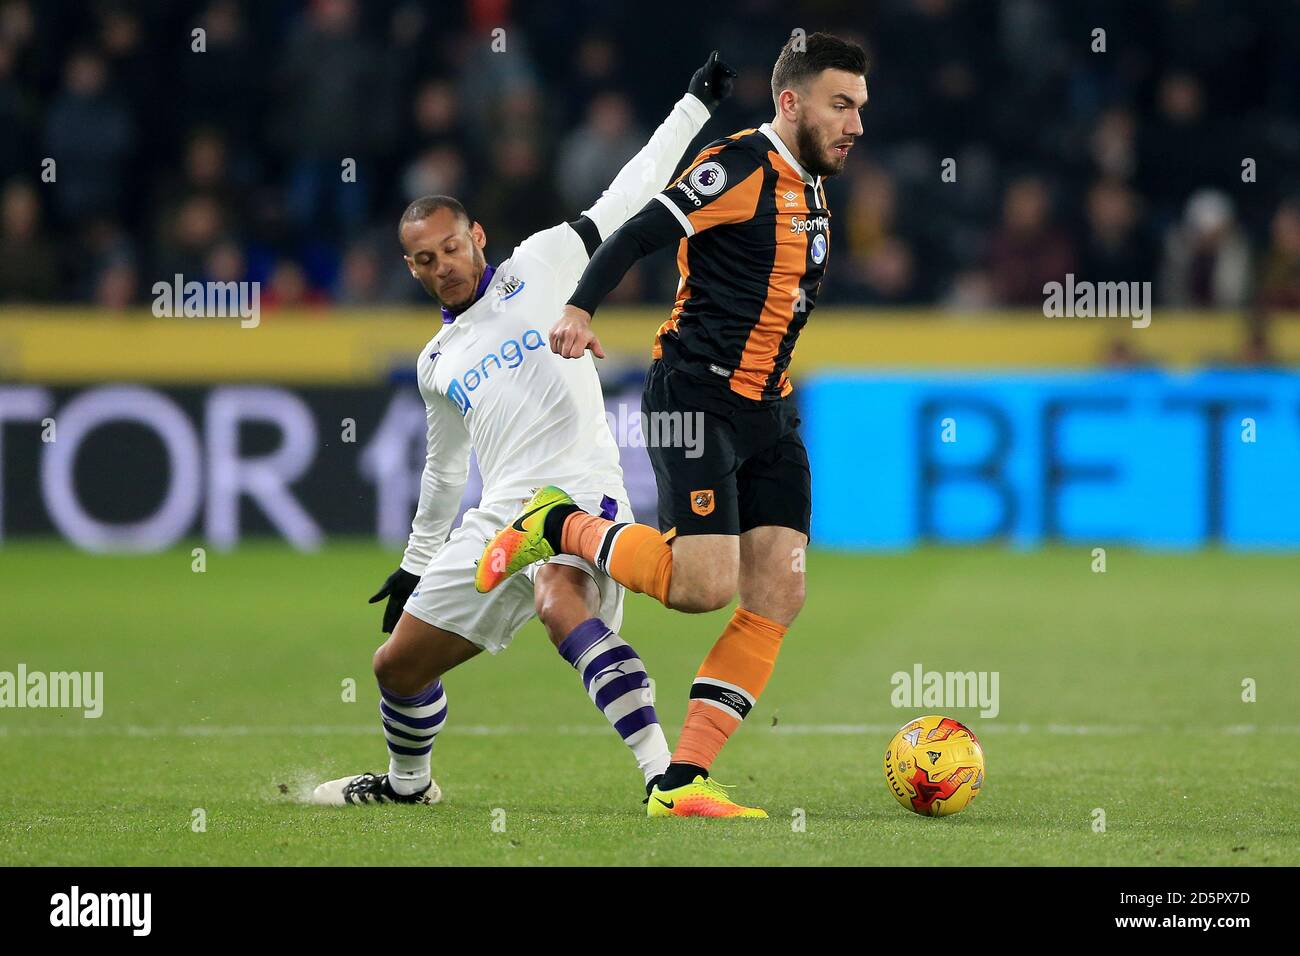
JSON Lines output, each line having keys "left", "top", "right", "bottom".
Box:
{"left": 0, "top": 542, "right": 1296, "bottom": 866}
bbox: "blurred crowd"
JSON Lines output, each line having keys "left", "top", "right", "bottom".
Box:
{"left": 2, "top": 0, "right": 1300, "bottom": 318}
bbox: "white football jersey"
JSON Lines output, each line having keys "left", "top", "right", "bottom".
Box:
{"left": 401, "top": 92, "right": 711, "bottom": 573}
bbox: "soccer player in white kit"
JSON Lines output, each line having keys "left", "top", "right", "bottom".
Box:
{"left": 312, "top": 54, "right": 736, "bottom": 808}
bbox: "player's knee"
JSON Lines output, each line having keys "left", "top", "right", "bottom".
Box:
{"left": 372, "top": 643, "right": 397, "bottom": 688}
{"left": 372, "top": 642, "right": 423, "bottom": 698}
{"left": 533, "top": 595, "right": 570, "bottom": 647}
{"left": 669, "top": 577, "right": 734, "bottom": 613}
{"left": 741, "top": 574, "right": 805, "bottom": 626}
{"left": 534, "top": 565, "right": 603, "bottom": 645}
{"left": 665, "top": 544, "right": 737, "bottom": 612}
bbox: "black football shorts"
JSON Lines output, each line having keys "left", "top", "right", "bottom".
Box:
{"left": 642, "top": 359, "right": 811, "bottom": 539}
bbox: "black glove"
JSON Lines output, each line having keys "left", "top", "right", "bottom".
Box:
{"left": 688, "top": 50, "right": 737, "bottom": 112}
{"left": 368, "top": 568, "right": 420, "bottom": 634}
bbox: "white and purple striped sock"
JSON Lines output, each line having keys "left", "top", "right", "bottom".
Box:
{"left": 558, "top": 618, "right": 670, "bottom": 783}
{"left": 379, "top": 680, "right": 448, "bottom": 796}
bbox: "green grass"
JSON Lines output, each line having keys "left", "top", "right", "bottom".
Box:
{"left": 1, "top": 542, "right": 1296, "bottom": 866}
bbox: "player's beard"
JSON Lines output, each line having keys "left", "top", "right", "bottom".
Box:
{"left": 795, "top": 118, "right": 850, "bottom": 178}
{"left": 432, "top": 250, "right": 487, "bottom": 312}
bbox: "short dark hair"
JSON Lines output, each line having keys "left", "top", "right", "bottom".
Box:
{"left": 770, "top": 32, "right": 868, "bottom": 107}
{"left": 399, "top": 194, "right": 471, "bottom": 239}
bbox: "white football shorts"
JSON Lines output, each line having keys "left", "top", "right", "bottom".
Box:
{"left": 402, "top": 491, "right": 630, "bottom": 654}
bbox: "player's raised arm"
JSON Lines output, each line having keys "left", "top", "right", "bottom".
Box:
{"left": 552, "top": 59, "right": 773, "bottom": 359}
{"left": 576, "top": 51, "right": 735, "bottom": 244}
{"left": 512, "top": 52, "right": 732, "bottom": 359}
{"left": 368, "top": 383, "right": 470, "bottom": 633}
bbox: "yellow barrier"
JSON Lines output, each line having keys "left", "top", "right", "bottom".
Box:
{"left": 0, "top": 307, "right": 1295, "bottom": 383}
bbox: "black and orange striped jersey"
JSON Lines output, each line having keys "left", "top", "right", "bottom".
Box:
{"left": 651, "top": 123, "right": 830, "bottom": 401}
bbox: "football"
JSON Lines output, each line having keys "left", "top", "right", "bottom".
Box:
{"left": 883, "top": 715, "right": 985, "bottom": 817}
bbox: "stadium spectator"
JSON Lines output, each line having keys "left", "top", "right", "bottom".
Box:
{"left": 94, "top": 259, "right": 137, "bottom": 311}
{"left": 405, "top": 78, "right": 462, "bottom": 156}
{"left": 987, "top": 176, "right": 1076, "bottom": 306}
{"left": 1256, "top": 201, "right": 1300, "bottom": 310}
{"left": 475, "top": 135, "right": 561, "bottom": 257}
{"left": 1159, "top": 190, "right": 1252, "bottom": 308}
{"left": 151, "top": 129, "right": 243, "bottom": 247}
{"left": 76, "top": 218, "right": 137, "bottom": 306}
{"left": 841, "top": 163, "right": 902, "bottom": 258}
{"left": 555, "top": 92, "right": 645, "bottom": 210}
{"left": 273, "top": 0, "right": 380, "bottom": 240}
{"left": 180, "top": 0, "right": 260, "bottom": 143}
{"left": 0, "top": 179, "right": 59, "bottom": 301}
{"left": 337, "top": 240, "right": 385, "bottom": 305}
{"left": 263, "top": 259, "right": 327, "bottom": 311}
{"left": 837, "top": 240, "right": 921, "bottom": 305}
{"left": 155, "top": 194, "right": 228, "bottom": 282}
{"left": 1088, "top": 108, "right": 1138, "bottom": 184}
{"left": 204, "top": 239, "right": 247, "bottom": 287}
{"left": 2, "top": 1, "right": 1298, "bottom": 311}
{"left": 400, "top": 145, "right": 466, "bottom": 207}
{"left": 42, "top": 49, "right": 135, "bottom": 222}
{"left": 0, "top": 39, "right": 33, "bottom": 185}
{"left": 1079, "top": 178, "right": 1155, "bottom": 283}
{"left": 833, "top": 165, "right": 924, "bottom": 304}
{"left": 559, "top": 35, "right": 626, "bottom": 126}
{"left": 942, "top": 269, "right": 997, "bottom": 312}
{"left": 1139, "top": 72, "right": 1222, "bottom": 220}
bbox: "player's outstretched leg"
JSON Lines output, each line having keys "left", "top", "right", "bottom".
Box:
{"left": 475, "top": 486, "right": 573, "bottom": 592}
{"left": 646, "top": 607, "right": 785, "bottom": 819}
{"left": 477, "top": 486, "right": 674, "bottom": 607}
{"left": 556, "top": 617, "right": 670, "bottom": 792}
{"left": 311, "top": 679, "right": 449, "bottom": 806}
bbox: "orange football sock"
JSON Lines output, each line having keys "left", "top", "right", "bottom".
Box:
{"left": 560, "top": 514, "right": 673, "bottom": 606}
{"left": 672, "top": 607, "right": 786, "bottom": 770}
{"left": 559, "top": 512, "right": 609, "bottom": 562}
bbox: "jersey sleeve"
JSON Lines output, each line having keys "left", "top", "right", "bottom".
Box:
{"left": 511, "top": 92, "right": 711, "bottom": 296}
{"left": 400, "top": 377, "right": 471, "bottom": 575}
{"left": 580, "top": 92, "right": 711, "bottom": 241}
{"left": 652, "top": 140, "right": 766, "bottom": 237}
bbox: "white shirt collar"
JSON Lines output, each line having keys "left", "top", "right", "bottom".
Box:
{"left": 760, "top": 123, "right": 819, "bottom": 188}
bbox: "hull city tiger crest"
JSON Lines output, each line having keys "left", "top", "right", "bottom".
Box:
{"left": 690, "top": 489, "right": 715, "bottom": 516}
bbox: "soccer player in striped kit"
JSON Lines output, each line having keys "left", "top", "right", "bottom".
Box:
{"left": 311, "top": 54, "right": 737, "bottom": 808}
{"left": 479, "top": 34, "right": 868, "bottom": 817}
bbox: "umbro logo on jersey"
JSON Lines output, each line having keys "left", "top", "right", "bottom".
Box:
{"left": 783, "top": 190, "right": 799, "bottom": 207}
{"left": 674, "top": 180, "right": 703, "bottom": 206}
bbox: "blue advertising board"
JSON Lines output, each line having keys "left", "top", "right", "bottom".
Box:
{"left": 802, "top": 370, "right": 1300, "bottom": 549}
